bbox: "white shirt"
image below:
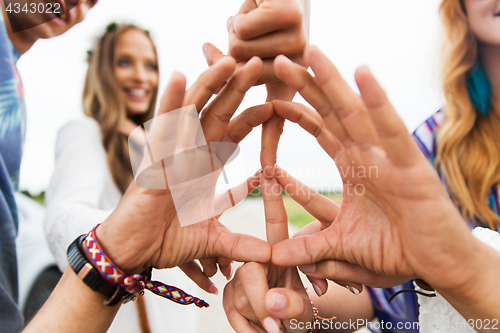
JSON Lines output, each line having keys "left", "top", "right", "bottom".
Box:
{"left": 44, "top": 117, "right": 199, "bottom": 333}
{"left": 418, "top": 227, "right": 500, "bottom": 333}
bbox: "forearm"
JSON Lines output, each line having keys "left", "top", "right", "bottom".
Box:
{"left": 437, "top": 241, "right": 500, "bottom": 332}
{"left": 22, "top": 268, "right": 120, "bottom": 333}
{"left": 311, "top": 281, "right": 374, "bottom": 333}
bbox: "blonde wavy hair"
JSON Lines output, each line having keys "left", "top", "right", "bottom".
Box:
{"left": 438, "top": 0, "right": 500, "bottom": 229}
{"left": 83, "top": 23, "right": 159, "bottom": 194}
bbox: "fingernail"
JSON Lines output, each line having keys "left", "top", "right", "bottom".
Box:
{"left": 312, "top": 283, "right": 323, "bottom": 297}
{"left": 262, "top": 317, "right": 280, "bottom": 333}
{"left": 269, "top": 293, "right": 287, "bottom": 312}
{"left": 226, "top": 16, "right": 233, "bottom": 30}
{"left": 298, "top": 264, "right": 316, "bottom": 274}
{"left": 254, "top": 168, "right": 263, "bottom": 176}
{"left": 345, "top": 285, "right": 360, "bottom": 295}
{"left": 202, "top": 43, "right": 207, "bottom": 57}
{"left": 227, "top": 265, "right": 234, "bottom": 281}
{"left": 209, "top": 283, "right": 219, "bottom": 295}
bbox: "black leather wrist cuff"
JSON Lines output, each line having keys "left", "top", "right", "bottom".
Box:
{"left": 67, "top": 234, "right": 128, "bottom": 306}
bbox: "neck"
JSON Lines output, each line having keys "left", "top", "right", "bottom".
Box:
{"left": 479, "top": 43, "right": 500, "bottom": 111}
{"left": 1, "top": 4, "right": 37, "bottom": 55}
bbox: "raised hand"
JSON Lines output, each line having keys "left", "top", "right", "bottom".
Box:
{"left": 93, "top": 56, "right": 276, "bottom": 277}
{"left": 223, "top": 174, "right": 312, "bottom": 333}
{"left": 270, "top": 45, "right": 481, "bottom": 294}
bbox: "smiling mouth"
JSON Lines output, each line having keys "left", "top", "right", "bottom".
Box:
{"left": 125, "top": 89, "right": 149, "bottom": 99}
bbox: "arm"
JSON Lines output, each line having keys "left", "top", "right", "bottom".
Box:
{"left": 270, "top": 46, "right": 500, "bottom": 330}
{"left": 24, "top": 56, "right": 273, "bottom": 333}
{"left": 44, "top": 119, "right": 115, "bottom": 271}
{"left": 22, "top": 269, "right": 120, "bottom": 333}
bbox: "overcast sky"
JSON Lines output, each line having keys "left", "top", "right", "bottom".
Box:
{"left": 17, "top": 0, "right": 443, "bottom": 194}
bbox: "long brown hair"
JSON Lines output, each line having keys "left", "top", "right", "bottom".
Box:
{"left": 83, "top": 24, "right": 159, "bottom": 194}
{"left": 437, "top": 0, "right": 500, "bottom": 229}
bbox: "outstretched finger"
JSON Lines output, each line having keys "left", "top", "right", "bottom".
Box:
{"left": 157, "top": 72, "right": 187, "bottom": 116}
{"left": 214, "top": 227, "right": 272, "bottom": 263}
{"left": 184, "top": 56, "right": 236, "bottom": 113}
{"left": 200, "top": 56, "right": 263, "bottom": 142}
{"left": 274, "top": 55, "right": 351, "bottom": 146}
{"left": 272, "top": 100, "right": 344, "bottom": 160}
{"left": 261, "top": 174, "right": 289, "bottom": 246}
{"left": 223, "top": 103, "right": 275, "bottom": 145}
{"left": 355, "top": 66, "right": 423, "bottom": 166}
{"left": 275, "top": 166, "right": 338, "bottom": 228}
{"left": 305, "top": 46, "right": 380, "bottom": 150}
{"left": 271, "top": 229, "right": 335, "bottom": 267}
{"left": 261, "top": 114, "right": 284, "bottom": 178}
{"left": 214, "top": 170, "right": 262, "bottom": 217}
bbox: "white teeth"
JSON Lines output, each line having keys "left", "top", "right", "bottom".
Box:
{"left": 129, "top": 89, "right": 147, "bottom": 97}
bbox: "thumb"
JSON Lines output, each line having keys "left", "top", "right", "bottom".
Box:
{"left": 265, "top": 288, "right": 312, "bottom": 326}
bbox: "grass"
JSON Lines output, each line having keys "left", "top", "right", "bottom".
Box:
{"left": 283, "top": 193, "right": 342, "bottom": 229}
{"left": 20, "top": 190, "right": 45, "bottom": 205}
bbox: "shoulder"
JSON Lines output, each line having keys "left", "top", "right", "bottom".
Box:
{"left": 412, "top": 110, "right": 444, "bottom": 163}
{"left": 55, "top": 117, "right": 105, "bottom": 157}
{"left": 57, "top": 117, "right": 102, "bottom": 143}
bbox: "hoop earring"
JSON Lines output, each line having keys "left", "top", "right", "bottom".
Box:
{"left": 467, "top": 62, "right": 492, "bottom": 116}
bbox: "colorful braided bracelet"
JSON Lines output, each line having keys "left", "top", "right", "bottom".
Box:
{"left": 84, "top": 225, "right": 209, "bottom": 308}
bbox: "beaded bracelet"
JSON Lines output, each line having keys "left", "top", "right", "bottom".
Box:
{"left": 84, "top": 225, "right": 209, "bottom": 308}
{"left": 308, "top": 301, "right": 337, "bottom": 333}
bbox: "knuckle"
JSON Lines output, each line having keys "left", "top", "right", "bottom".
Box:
{"left": 228, "top": 36, "right": 246, "bottom": 62}
{"left": 233, "top": 292, "right": 251, "bottom": 312}
{"left": 234, "top": 21, "right": 253, "bottom": 40}
{"left": 279, "top": 5, "right": 303, "bottom": 27}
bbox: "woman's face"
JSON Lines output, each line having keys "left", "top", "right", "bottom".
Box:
{"left": 464, "top": 0, "right": 500, "bottom": 45}
{"left": 114, "top": 29, "right": 159, "bottom": 117}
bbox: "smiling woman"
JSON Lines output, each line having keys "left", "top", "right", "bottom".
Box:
{"left": 83, "top": 23, "right": 159, "bottom": 193}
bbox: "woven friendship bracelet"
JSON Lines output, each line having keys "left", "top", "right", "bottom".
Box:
{"left": 85, "top": 225, "right": 209, "bottom": 308}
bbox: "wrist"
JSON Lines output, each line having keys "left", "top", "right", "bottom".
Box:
{"left": 93, "top": 183, "right": 177, "bottom": 274}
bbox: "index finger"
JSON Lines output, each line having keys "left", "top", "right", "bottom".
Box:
{"left": 183, "top": 56, "right": 236, "bottom": 113}
{"left": 271, "top": 229, "right": 335, "bottom": 267}
{"left": 200, "top": 56, "right": 263, "bottom": 142}
{"left": 275, "top": 166, "right": 338, "bottom": 228}
{"left": 261, "top": 175, "right": 289, "bottom": 246}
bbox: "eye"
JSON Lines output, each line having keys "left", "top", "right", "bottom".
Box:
{"left": 117, "top": 59, "right": 131, "bottom": 67}
{"left": 146, "top": 63, "right": 158, "bottom": 71}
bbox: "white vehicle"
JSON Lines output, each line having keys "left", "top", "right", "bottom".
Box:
{"left": 15, "top": 192, "right": 61, "bottom": 323}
